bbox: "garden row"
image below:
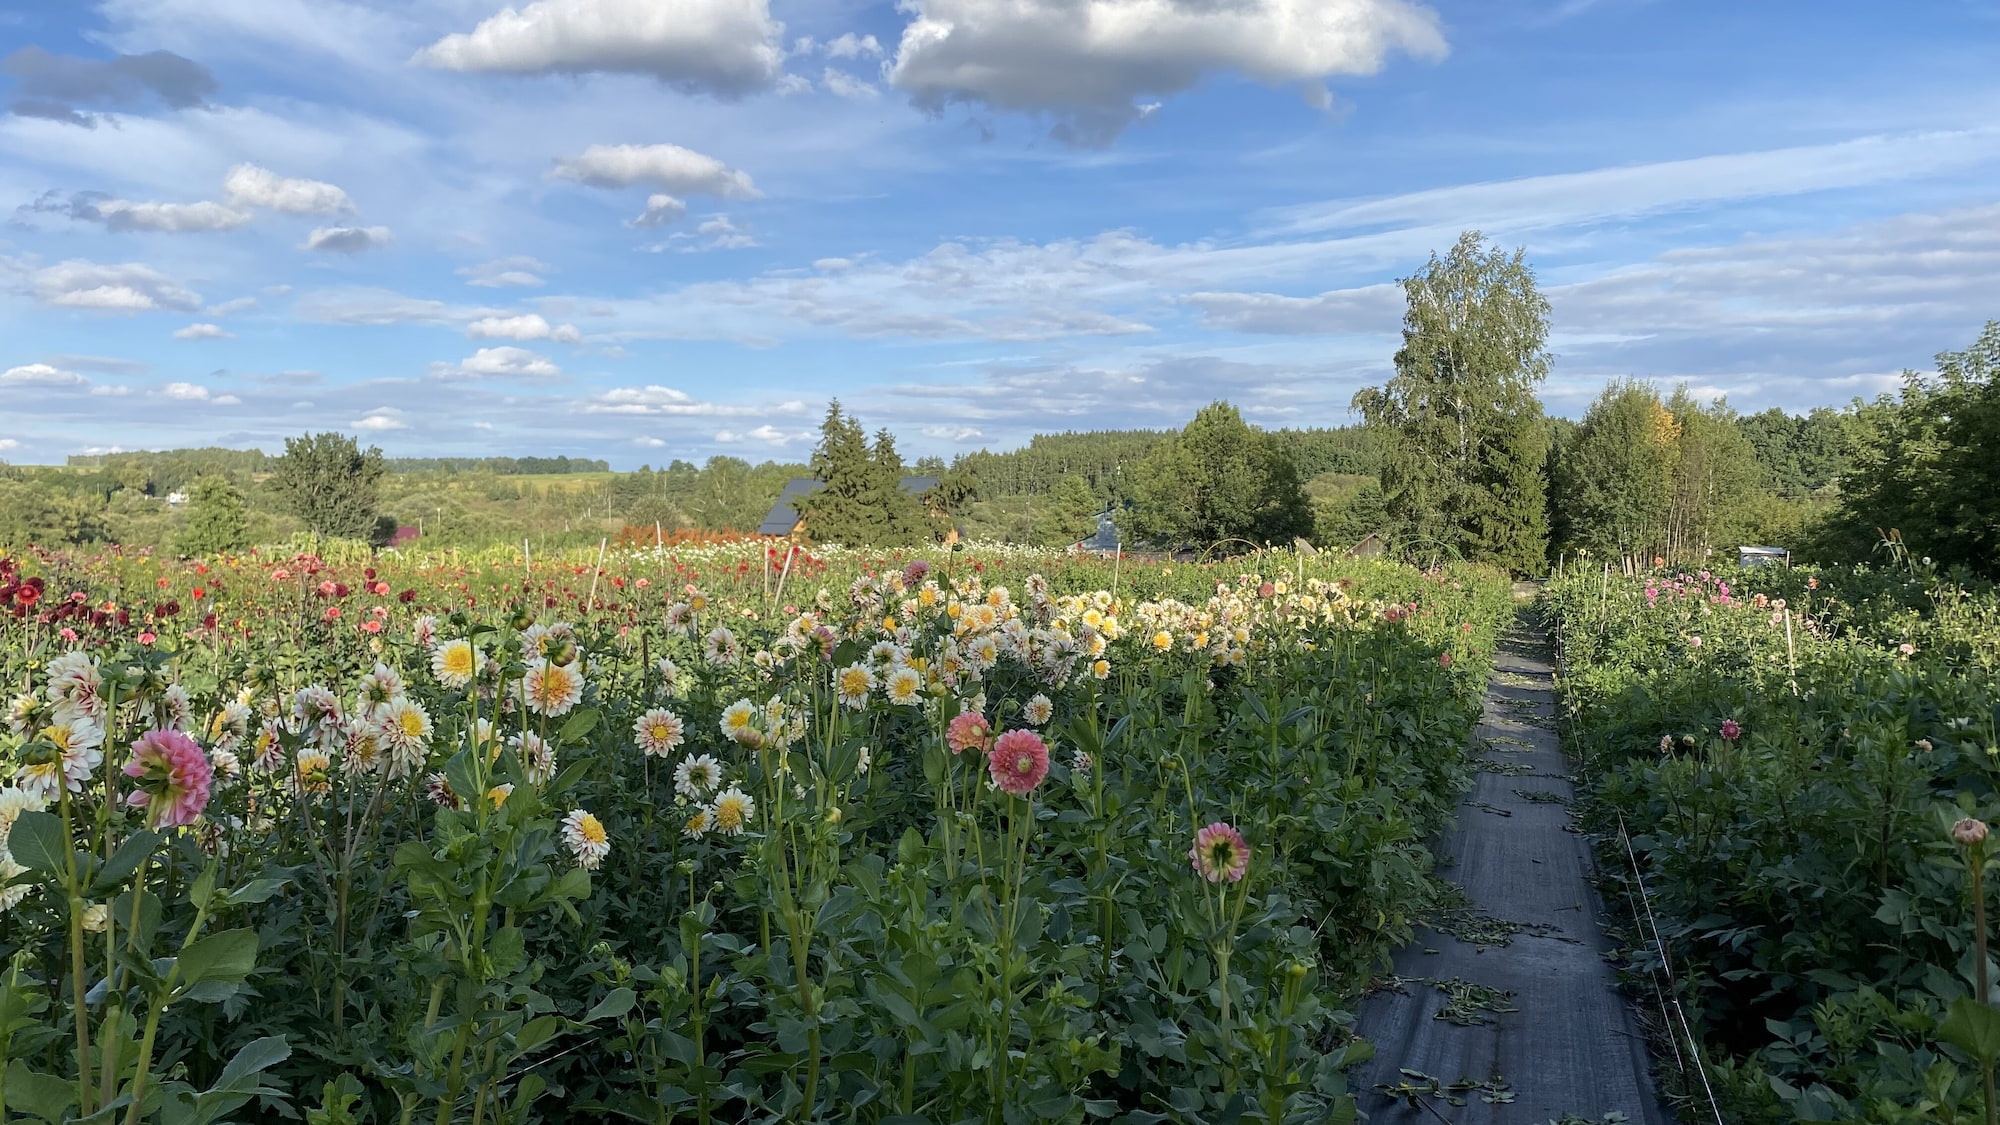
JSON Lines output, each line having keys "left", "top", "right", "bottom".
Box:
{"left": 1549, "top": 561, "right": 2000, "bottom": 1123}
{"left": 0, "top": 543, "right": 1514, "bottom": 1124}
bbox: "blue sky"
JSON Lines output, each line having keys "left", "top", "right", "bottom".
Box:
{"left": 2, "top": 0, "right": 1996, "bottom": 467}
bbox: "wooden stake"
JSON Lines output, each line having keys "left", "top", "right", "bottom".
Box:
{"left": 586, "top": 536, "right": 607, "bottom": 610}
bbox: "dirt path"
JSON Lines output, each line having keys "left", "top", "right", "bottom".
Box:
{"left": 1351, "top": 612, "right": 1673, "bottom": 1124}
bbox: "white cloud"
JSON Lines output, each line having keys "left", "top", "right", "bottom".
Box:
{"left": 585, "top": 385, "right": 776, "bottom": 416}
{"left": 1272, "top": 128, "right": 2000, "bottom": 236}
{"left": 223, "top": 163, "right": 355, "bottom": 215}
{"left": 431, "top": 345, "right": 563, "bottom": 381}
{"left": 921, "top": 424, "right": 984, "bottom": 441}
{"left": 161, "top": 381, "right": 241, "bottom": 404}
{"left": 353, "top": 407, "right": 408, "bottom": 431}
{"left": 632, "top": 193, "right": 688, "bottom": 227}
{"left": 551, "top": 143, "right": 759, "bottom": 198}
{"left": 416, "top": 0, "right": 785, "bottom": 98}
{"left": 0, "top": 439, "right": 19, "bottom": 452}
{"left": 205, "top": 296, "right": 258, "bottom": 316}
{"left": 715, "top": 424, "right": 811, "bottom": 444}
{"left": 302, "top": 225, "right": 394, "bottom": 253}
{"left": 1, "top": 363, "right": 88, "bottom": 387}
{"left": 633, "top": 435, "right": 666, "bottom": 447}
{"left": 31, "top": 260, "right": 201, "bottom": 311}
{"left": 1184, "top": 284, "right": 1403, "bottom": 334}
{"left": 822, "top": 68, "right": 879, "bottom": 100}
{"left": 92, "top": 199, "right": 251, "bottom": 232}
{"left": 467, "top": 313, "right": 582, "bottom": 343}
{"left": 824, "top": 33, "right": 883, "bottom": 59}
{"left": 172, "top": 322, "right": 234, "bottom": 339}
{"left": 888, "top": 0, "right": 1447, "bottom": 143}
{"left": 459, "top": 257, "right": 549, "bottom": 287}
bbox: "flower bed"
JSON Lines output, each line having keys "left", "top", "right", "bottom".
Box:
{"left": 1550, "top": 563, "right": 2000, "bottom": 1123}
{"left": 0, "top": 546, "right": 1512, "bottom": 1123}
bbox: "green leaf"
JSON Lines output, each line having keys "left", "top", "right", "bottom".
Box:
{"left": 174, "top": 928, "right": 259, "bottom": 991}
{"left": 213, "top": 1035, "right": 291, "bottom": 1089}
{"left": 514, "top": 1014, "right": 562, "bottom": 1055}
{"left": 7, "top": 811, "right": 68, "bottom": 874}
{"left": 584, "top": 987, "right": 637, "bottom": 1023}
{"left": 224, "top": 877, "right": 289, "bottom": 906}
{"left": 1940, "top": 997, "right": 2000, "bottom": 1066}
{"left": 187, "top": 863, "right": 218, "bottom": 912}
{"left": 3, "top": 1060, "right": 76, "bottom": 1122}
{"left": 89, "top": 830, "right": 163, "bottom": 893}
{"left": 556, "top": 707, "right": 600, "bottom": 744}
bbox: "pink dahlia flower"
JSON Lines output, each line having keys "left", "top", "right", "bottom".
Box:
{"left": 1191, "top": 822, "right": 1250, "bottom": 883}
{"left": 948, "top": 711, "right": 993, "bottom": 755}
{"left": 1720, "top": 719, "right": 1742, "bottom": 741}
{"left": 123, "top": 729, "right": 213, "bottom": 828}
{"left": 987, "top": 729, "right": 1049, "bottom": 796}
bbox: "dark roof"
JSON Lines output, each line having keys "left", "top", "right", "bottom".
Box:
{"left": 757, "top": 475, "right": 941, "bottom": 536}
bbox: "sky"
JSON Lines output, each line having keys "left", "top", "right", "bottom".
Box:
{"left": 1, "top": 0, "right": 1997, "bottom": 468}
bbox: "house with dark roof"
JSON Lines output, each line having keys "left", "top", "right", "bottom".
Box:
{"left": 757, "top": 476, "right": 941, "bottom": 537}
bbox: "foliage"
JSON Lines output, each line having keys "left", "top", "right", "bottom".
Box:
{"left": 1353, "top": 231, "right": 1552, "bottom": 574}
{"left": 1551, "top": 382, "right": 1766, "bottom": 565}
{"left": 1550, "top": 561, "right": 2000, "bottom": 1123}
{"left": 1810, "top": 321, "right": 2000, "bottom": 577}
{"left": 1128, "top": 402, "right": 1315, "bottom": 551}
{"left": 269, "top": 433, "right": 387, "bottom": 542}
{"left": 0, "top": 543, "right": 1514, "bottom": 1122}
{"left": 175, "top": 477, "right": 250, "bottom": 558}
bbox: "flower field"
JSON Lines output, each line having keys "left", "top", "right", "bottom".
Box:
{"left": 1550, "top": 562, "right": 2000, "bottom": 1123}
{"left": 0, "top": 542, "right": 1512, "bottom": 1124}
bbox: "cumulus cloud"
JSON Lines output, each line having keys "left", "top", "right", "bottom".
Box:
{"left": 0, "top": 439, "right": 19, "bottom": 452}
{"left": 161, "top": 381, "right": 241, "bottom": 404}
{"left": 2, "top": 46, "right": 216, "bottom": 127}
{"left": 459, "top": 257, "right": 549, "bottom": 287}
{"left": 416, "top": 0, "right": 785, "bottom": 98}
{"left": 467, "top": 313, "right": 582, "bottom": 343}
{"left": 353, "top": 407, "right": 408, "bottom": 431}
{"left": 552, "top": 143, "right": 758, "bottom": 197}
{"left": 888, "top": 0, "right": 1447, "bottom": 143}
{"left": 1, "top": 363, "right": 89, "bottom": 387}
{"left": 31, "top": 260, "right": 201, "bottom": 311}
{"left": 715, "top": 424, "right": 812, "bottom": 444}
{"left": 302, "top": 225, "right": 394, "bottom": 253}
{"left": 223, "top": 164, "right": 355, "bottom": 215}
{"left": 632, "top": 194, "right": 688, "bottom": 227}
{"left": 21, "top": 191, "right": 248, "bottom": 233}
{"left": 206, "top": 296, "right": 257, "bottom": 316}
{"left": 172, "top": 322, "right": 233, "bottom": 340}
{"left": 824, "top": 33, "right": 884, "bottom": 59}
{"left": 431, "top": 345, "right": 563, "bottom": 381}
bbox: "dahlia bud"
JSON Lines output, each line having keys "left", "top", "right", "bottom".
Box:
{"left": 1954, "top": 818, "right": 1989, "bottom": 847}
{"left": 82, "top": 903, "right": 111, "bottom": 933}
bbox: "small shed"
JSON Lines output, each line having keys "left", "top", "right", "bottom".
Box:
{"left": 758, "top": 475, "right": 941, "bottom": 537}
{"left": 1346, "top": 533, "right": 1388, "bottom": 559}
